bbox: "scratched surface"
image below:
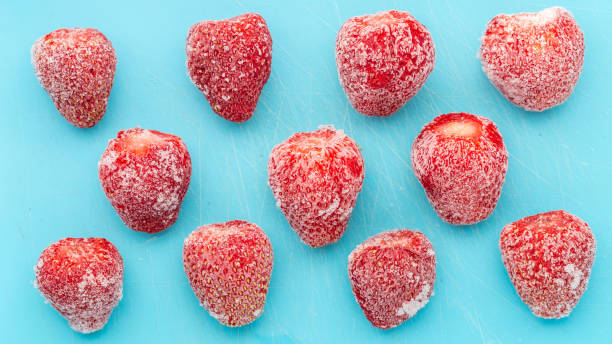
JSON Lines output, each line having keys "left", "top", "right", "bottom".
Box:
{"left": 1, "top": 0, "right": 611, "bottom": 343}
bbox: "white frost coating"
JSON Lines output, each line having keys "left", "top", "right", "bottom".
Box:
{"left": 253, "top": 309, "right": 262, "bottom": 317}
{"left": 396, "top": 284, "right": 431, "bottom": 317}
{"left": 520, "top": 7, "right": 562, "bottom": 25}
{"left": 564, "top": 264, "right": 583, "bottom": 290}
{"left": 318, "top": 197, "right": 340, "bottom": 219}
{"left": 318, "top": 124, "right": 337, "bottom": 131}
{"left": 207, "top": 310, "right": 229, "bottom": 321}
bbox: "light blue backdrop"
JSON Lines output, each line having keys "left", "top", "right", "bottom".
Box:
{"left": 1, "top": 0, "right": 610, "bottom": 343}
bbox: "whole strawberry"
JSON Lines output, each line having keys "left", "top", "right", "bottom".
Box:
{"left": 31, "top": 28, "right": 117, "bottom": 128}
{"left": 183, "top": 220, "right": 274, "bottom": 327}
{"left": 34, "top": 238, "right": 124, "bottom": 333}
{"left": 411, "top": 113, "right": 508, "bottom": 225}
{"left": 186, "top": 13, "right": 272, "bottom": 122}
{"left": 348, "top": 230, "right": 436, "bottom": 329}
{"left": 98, "top": 128, "right": 192, "bottom": 233}
{"left": 267, "top": 125, "right": 365, "bottom": 247}
{"left": 479, "top": 7, "right": 585, "bottom": 111}
{"left": 500, "top": 210, "right": 596, "bottom": 318}
{"left": 335, "top": 10, "right": 435, "bottom": 117}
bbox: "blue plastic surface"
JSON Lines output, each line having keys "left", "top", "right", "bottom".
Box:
{"left": 1, "top": 0, "right": 611, "bottom": 343}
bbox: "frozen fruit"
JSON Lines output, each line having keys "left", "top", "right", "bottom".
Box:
{"left": 98, "top": 128, "right": 192, "bottom": 233}
{"left": 335, "top": 10, "right": 435, "bottom": 117}
{"left": 411, "top": 113, "right": 508, "bottom": 225}
{"left": 348, "top": 229, "right": 436, "bottom": 329}
{"left": 267, "top": 125, "right": 365, "bottom": 247}
{"left": 31, "top": 28, "right": 117, "bottom": 128}
{"left": 500, "top": 210, "right": 596, "bottom": 318}
{"left": 34, "top": 238, "right": 123, "bottom": 333}
{"left": 479, "top": 7, "right": 585, "bottom": 111}
{"left": 183, "top": 220, "right": 274, "bottom": 327}
{"left": 186, "top": 13, "right": 272, "bottom": 122}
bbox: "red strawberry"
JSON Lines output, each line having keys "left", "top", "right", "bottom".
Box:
{"left": 98, "top": 128, "right": 192, "bottom": 233}
{"left": 500, "top": 210, "right": 596, "bottom": 318}
{"left": 31, "top": 28, "right": 117, "bottom": 128}
{"left": 348, "top": 230, "right": 436, "bottom": 329}
{"left": 411, "top": 113, "right": 508, "bottom": 225}
{"left": 335, "top": 10, "right": 435, "bottom": 117}
{"left": 182, "top": 220, "right": 274, "bottom": 327}
{"left": 34, "top": 238, "right": 124, "bottom": 333}
{"left": 479, "top": 7, "right": 585, "bottom": 111}
{"left": 186, "top": 13, "right": 272, "bottom": 122}
{"left": 267, "top": 125, "right": 365, "bottom": 247}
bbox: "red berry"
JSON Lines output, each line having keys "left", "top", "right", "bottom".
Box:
{"left": 335, "top": 10, "right": 435, "bottom": 117}
{"left": 411, "top": 113, "right": 508, "bottom": 225}
{"left": 186, "top": 13, "right": 272, "bottom": 122}
{"left": 348, "top": 230, "right": 436, "bottom": 329}
{"left": 31, "top": 28, "right": 117, "bottom": 128}
{"left": 34, "top": 238, "right": 124, "bottom": 333}
{"left": 500, "top": 210, "right": 596, "bottom": 318}
{"left": 183, "top": 220, "right": 274, "bottom": 327}
{"left": 479, "top": 7, "right": 585, "bottom": 111}
{"left": 98, "top": 128, "right": 192, "bottom": 233}
{"left": 267, "top": 126, "right": 365, "bottom": 247}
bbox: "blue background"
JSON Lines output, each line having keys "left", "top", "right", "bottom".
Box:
{"left": 1, "top": 0, "right": 610, "bottom": 343}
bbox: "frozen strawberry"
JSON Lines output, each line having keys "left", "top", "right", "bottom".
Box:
{"left": 267, "top": 125, "right": 365, "bottom": 247}
{"left": 479, "top": 7, "right": 585, "bottom": 111}
{"left": 348, "top": 230, "right": 436, "bottom": 329}
{"left": 183, "top": 220, "right": 274, "bottom": 327}
{"left": 34, "top": 238, "right": 124, "bottom": 333}
{"left": 335, "top": 10, "right": 435, "bottom": 117}
{"left": 411, "top": 113, "right": 508, "bottom": 225}
{"left": 500, "top": 210, "right": 596, "bottom": 318}
{"left": 186, "top": 13, "right": 272, "bottom": 122}
{"left": 31, "top": 28, "right": 117, "bottom": 128}
{"left": 98, "top": 128, "right": 192, "bottom": 233}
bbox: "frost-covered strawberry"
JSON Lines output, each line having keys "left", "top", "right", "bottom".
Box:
{"left": 335, "top": 10, "right": 435, "bottom": 117}
{"left": 479, "top": 7, "right": 585, "bottom": 111}
{"left": 34, "top": 238, "right": 124, "bottom": 333}
{"left": 31, "top": 28, "right": 116, "bottom": 128}
{"left": 500, "top": 210, "right": 596, "bottom": 318}
{"left": 98, "top": 128, "right": 192, "bottom": 233}
{"left": 267, "top": 125, "right": 365, "bottom": 247}
{"left": 348, "top": 230, "right": 436, "bottom": 329}
{"left": 411, "top": 113, "right": 508, "bottom": 225}
{"left": 186, "top": 13, "right": 272, "bottom": 122}
{"left": 183, "top": 220, "right": 274, "bottom": 327}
